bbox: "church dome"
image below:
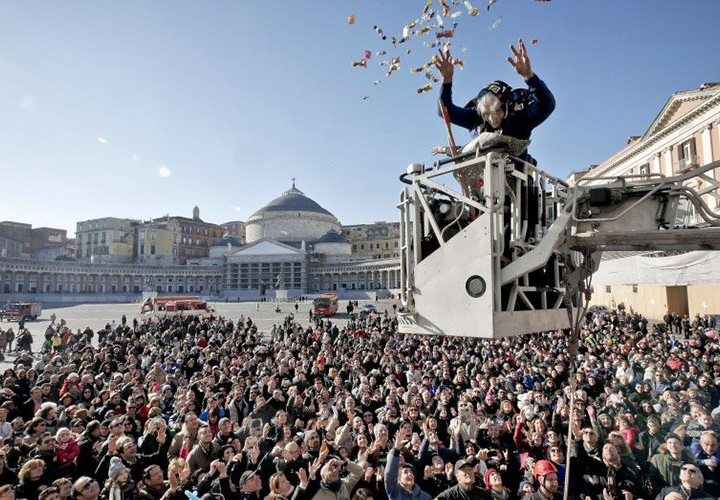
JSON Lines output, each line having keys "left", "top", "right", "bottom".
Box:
{"left": 314, "top": 230, "right": 348, "bottom": 244}
{"left": 246, "top": 181, "right": 340, "bottom": 245}
{"left": 314, "top": 230, "right": 351, "bottom": 256}
{"left": 250, "top": 184, "right": 333, "bottom": 218}
{"left": 209, "top": 233, "right": 243, "bottom": 258}
{"left": 212, "top": 234, "right": 242, "bottom": 247}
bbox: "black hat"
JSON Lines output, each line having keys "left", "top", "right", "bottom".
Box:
{"left": 455, "top": 458, "right": 475, "bottom": 471}
{"left": 238, "top": 470, "right": 257, "bottom": 488}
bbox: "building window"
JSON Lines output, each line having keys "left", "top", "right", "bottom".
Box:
{"left": 639, "top": 164, "right": 648, "bottom": 180}
{"left": 150, "top": 245, "right": 156, "bottom": 255}
{"left": 632, "top": 284, "right": 638, "bottom": 293}
{"left": 679, "top": 138, "right": 697, "bottom": 170}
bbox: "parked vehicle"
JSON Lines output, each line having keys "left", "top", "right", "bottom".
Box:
{"left": 140, "top": 296, "right": 214, "bottom": 315}
{"left": 313, "top": 293, "right": 339, "bottom": 317}
{"left": 1, "top": 302, "right": 42, "bottom": 321}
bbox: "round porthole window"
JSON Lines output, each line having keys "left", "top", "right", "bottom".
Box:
{"left": 465, "top": 275, "right": 486, "bottom": 298}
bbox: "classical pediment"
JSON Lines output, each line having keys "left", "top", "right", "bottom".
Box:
{"left": 230, "top": 239, "right": 304, "bottom": 256}
{"left": 645, "top": 86, "right": 719, "bottom": 137}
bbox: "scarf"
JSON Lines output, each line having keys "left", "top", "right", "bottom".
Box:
{"left": 321, "top": 481, "right": 341, "bottom": 492}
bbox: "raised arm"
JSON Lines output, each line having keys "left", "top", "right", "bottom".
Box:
{"left": 508, "top": 39, "right": 555, "bottom": 127}
{"left": 436, "top": 50, "right": 478, "bottom": 131}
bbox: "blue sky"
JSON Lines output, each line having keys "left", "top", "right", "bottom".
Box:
{"left": 1, "top": 1, "right": 718, "bottom": 237}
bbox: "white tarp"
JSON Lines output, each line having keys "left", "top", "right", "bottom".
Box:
{"left": 593, "top": 251, "right": 720, "bottom": 286}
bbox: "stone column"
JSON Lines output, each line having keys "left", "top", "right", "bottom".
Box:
{"left": 663, "top": 146, "right": 674, "bottom": 177}
{"left": 652, "top": 152, "right": 661, "bottom": 175}
{"left": 701, "top": 124, "right": 713, "bottom": 166}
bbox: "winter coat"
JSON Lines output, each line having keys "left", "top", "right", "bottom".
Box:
{"left": 384, "top": 448, "right": 433, "bottom": 500}
{"left": 311, "top": 461, "right": 364, "bottom": 500}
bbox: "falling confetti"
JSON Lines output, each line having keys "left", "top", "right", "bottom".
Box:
{"left": 463, "top": 0, "right": 479, "bottom": 16}
{"left": 416, "top": 26, "right": 431, "bottom": 35}
{"left": 97, "top": 137, "right": 107, "bottom": 144}
{"left": 405, "top": 48, "right": 412, "bottom": 54}
{"left": 373, "top": 80, "right": 382, "bottom": 85}
{"left": 452, "top": 58, "right": 465, "bottom": 69}
{"left": 451, "top": 11, "right": 463, "bottom": 18}
{"left": 348, "top": 14, "right": 355, "bottom": 25}
{"left": 424, "top": 69, "right": 438, "bottom": 82}
{"left": 376, "top": 50, "right": 386, "bottom": 56}
{"left": 364, "top": 50, "right": 372, "bottom": 59}
{"left": 487, "top": 0, "right": 497, "bottom": 9}
{"left": 423, "top": 41, "right": 438, "bottom": 48}
{"left": 440, "top": 0, "right": 451, "bottom": 17}
{"left": 490, "top": 15, "right": 502, "bottom": 29}
{"left": 417, "top": 84, "right": 433, "bottom": 94}
{"left": 461, "top": 46, "right": 468, "bottom": 52}
{"left": 435, "top": 13, "right": 444, "bottom": 28}
{"left": 436, "top": 29, "right": 455, "bottom": 39}
{"left": 361, "top": 96, "right": 370, "bottom": 100}
{"left": 411, "top": 55, "right": 438, "bottom": 74}
{"left": 531, "top": 37, "right": 539, "bottom": 44}
{"left": 351, "top": 59, "right": 367, "bottom": 68}
{"left": 373, "top": 25, "right": 387, "bottom": 40}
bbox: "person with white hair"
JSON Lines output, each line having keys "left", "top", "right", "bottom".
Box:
{"left": 435, "top": 39, "right": 555, "bottom": 160}
{"left": 654, "top": 463, "right": 714, "bottom": 500}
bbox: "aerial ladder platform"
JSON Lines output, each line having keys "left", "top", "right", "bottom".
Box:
{"left": 397, "top": 140, "right": 720, "bottom": 339}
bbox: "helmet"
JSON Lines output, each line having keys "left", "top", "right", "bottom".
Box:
{"left": 465, "top": 80, "right": 513, "bottom": 109}
{"left": 533, "top": 460, "right": 558, "bottom": 479}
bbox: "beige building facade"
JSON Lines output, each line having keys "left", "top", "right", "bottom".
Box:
{"left": 342, "top": 222, "right": 400, "bottom": 259}
{"left": 587, "top": 82, "right": 720, "bottom": 220}
{"left": 585, "top": 81, "right": 720, "bottom": 320}
{"left": 76, "top": 217, "right": 137, "bottom": 264}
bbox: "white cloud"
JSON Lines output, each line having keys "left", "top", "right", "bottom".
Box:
{"left": 157, "top": 164, "right": 172, "bottom": 177}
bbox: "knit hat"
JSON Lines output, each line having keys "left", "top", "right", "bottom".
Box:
{"left": 108, "top": 456, "right": 128, "bottom": 481}
{"left": 484, "top": 468, "right": 497, "bottom": 488}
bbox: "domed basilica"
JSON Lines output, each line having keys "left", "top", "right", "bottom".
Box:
{"left": 206, "top": 181, "right": 398, "bottom": 299}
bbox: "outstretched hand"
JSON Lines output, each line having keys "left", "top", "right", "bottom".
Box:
{"left": 507, "top": 39, "right": 534, "bottom": 80}
{"left": 394, "top": 428, "right": 410, "bottom": 450}
{"left": 435, "top": 50, "right": 454, "bottom": 84}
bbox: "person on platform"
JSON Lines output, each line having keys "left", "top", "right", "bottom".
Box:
{"left": 434, "top": 39, "right": 555, "bottom": 159}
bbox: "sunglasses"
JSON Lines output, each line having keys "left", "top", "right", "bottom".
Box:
{"left": 79, "top": 480, "right": 98, "bottom": 491}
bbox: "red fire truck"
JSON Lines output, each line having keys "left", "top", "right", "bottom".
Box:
{"left": 1, "top": 302, "right": 42, "bottom": 321}
{"left": 140, "top": 296, "right": 214, "bottom": 315}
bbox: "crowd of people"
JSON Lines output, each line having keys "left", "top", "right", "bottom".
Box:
{"left": 0, "top": 303, "right": 718, "bottom": 500}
